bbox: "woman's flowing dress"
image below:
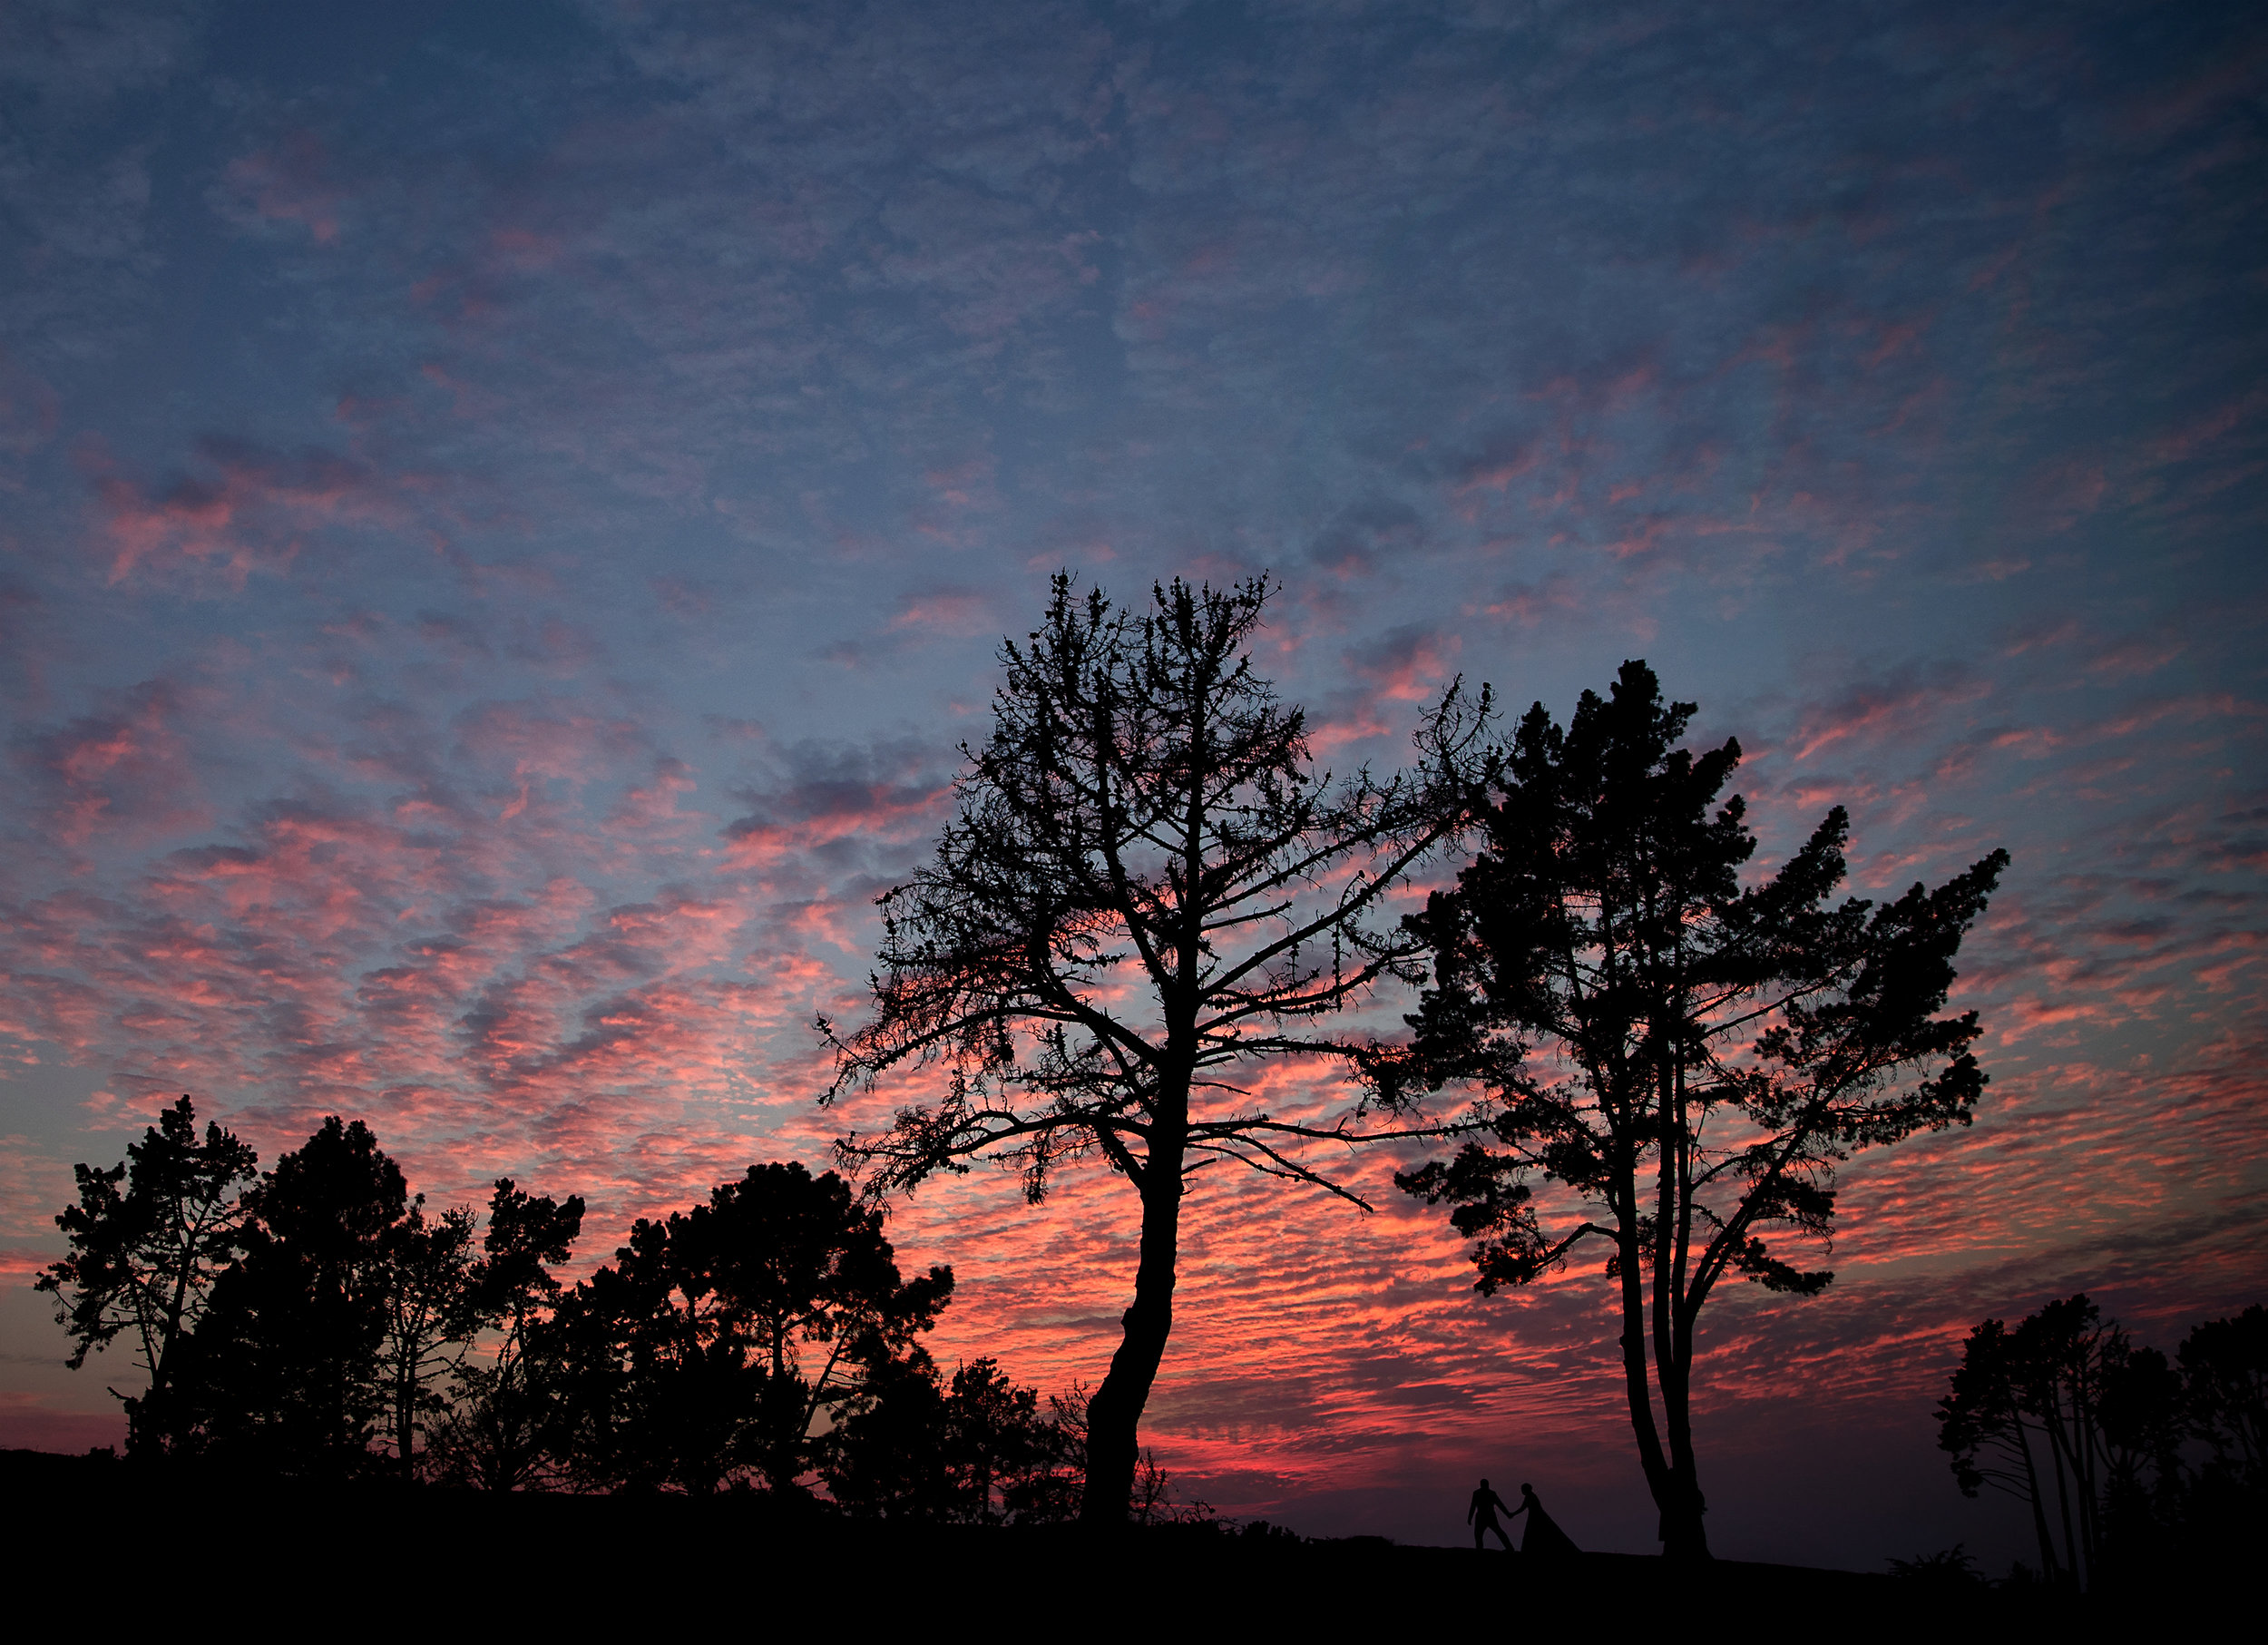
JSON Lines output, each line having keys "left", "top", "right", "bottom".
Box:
{"left": 1520, "top": 1494, "right": 1581, "bottom": 1557}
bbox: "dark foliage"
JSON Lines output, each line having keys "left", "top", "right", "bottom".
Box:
{"left": 38, "top": 1105, "right": 1107, "bottom": 1509}
{"left": 377, "top": 1195, "right": 483, "bottom": 1480}
{"left": 169, "top": 1117, "right": 408, "bottom": 1477}
{"left": 552, "top": 1161, "right": 952, "bottom": 1494}
{"left": 34, "top": 1096, "right": 258, "bottom": 1454}
{"left": 428, "top": 1180, "right": 585, "bottom": 1491}
{"left": 1885, "top": 1545, "right": 1988, "bottom": 1590}
{"left": 820, "top": 1352, "right": 1053, "bottom": 1520}
{"left": 2180, "top": 1304, "right": 2268, "bottom": 1487}
{"left": 823, "top": 573, "right": 1489, "bottom": 1520}
{"left": 1936, "top": 1295, "right": 2266, "bottom": 1591}
{"left": 1378, "top": 661, "right": 2007, "bottom": 1558}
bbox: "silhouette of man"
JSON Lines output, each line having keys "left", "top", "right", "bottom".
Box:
{"left": 1468, "top": 1477, "right": 1516, "bottom": 1552}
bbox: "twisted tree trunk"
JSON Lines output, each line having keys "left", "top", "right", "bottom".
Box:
{"left": 1081, "top": 1107, "right": 1187, "bottom": 1523}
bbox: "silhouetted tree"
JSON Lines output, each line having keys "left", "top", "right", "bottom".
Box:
{"left": 171, "top": 1117, "right": 407, "bottom": 1477}
{"left": 172, "top": 1116, "right": 417, "bottom": 1479}
{"left": 35, "top": 1095, "right": 258, "bottom": 1454}
{"left": 1381, "top": 661, "right": 2007, "bottom": 1559}
{"left": 1936, "top": 1316, "right": 2064, "bottom": 1580}
{"left": 823, "top": 574, "right": 1489, "bottom": 1521}
{"left": 1002, "top": 1380, "right": 1091, "bottom": 1523}
{"left": 944, "top": 1356, "right": 1049, "bottom": 1522}
{"left": 821, "top": 1354, "right": 1095, "bottom": 1523}
{"left": 2097, "top": 1336, "right": 2185, "bottom": 1566}
{"left": 552, "top": 1215, "right": 768, "bottom": 1494}
{"left": 2172, "top": 1303, "right": 2268, "bottom": 1573}
{"left": 820, "top": 1347, "right": 956, "bottom": 1517}
{"left": 430, "top": 1179, "right": 584, "bottom": 1492}
{"left": 703, "top": 1161, "right": 953, "bottom": 1492}
{"left": 554, "top": 1162, "right": 950, "bottom": 1495}
{"left": 376, "top": 1195, "right": 481, "bottom": 1481}
{"left": 1937, "top": 1294, "right": 2185, "bottom": 1590}
{"left": 2180, "top": 1305, "right": 2268, "bottom": 1486}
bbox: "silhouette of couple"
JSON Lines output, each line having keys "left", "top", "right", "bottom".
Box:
{"left": 1468, "top": 1479, "right": 1579, "bottom": 1555}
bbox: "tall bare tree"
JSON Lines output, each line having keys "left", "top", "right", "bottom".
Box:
{"left": 821, "top": 574, "right": 1487, "bottom": 1521}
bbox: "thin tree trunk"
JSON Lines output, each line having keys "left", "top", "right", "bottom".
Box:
{"left": 2046, "top": 1394, "right": 2079, "bottom": 1587}
{"left": 1081, "top": 1116, "right": 1187, "bottom": 1523}
{"left": 398, "top": 1353, "right": 417, "bottom": 1483}
{"left": 2013, "top": 1416, "right": 2059, "bottom": 1582}
{"left": 1613, "top": 1197, "right": 1679, "bottom": 1547}
{"left": 1651, "top": 1053, "right": 1710, "bottom": 1560}
{"left": 2073, "top": 1358, "right": 2100, "bottom": 1584}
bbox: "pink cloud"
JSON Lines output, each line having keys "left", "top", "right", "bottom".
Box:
{"left": 1783, "top": 667, "right": 1991, "bottom": 763}
{"left": 886, "top": 588, "right": 997, "bottom": 638}
{"left": 720, "top": 740, "right": 953, "bottom": 871}
{"left": 13, "top": 681, "right": 207, "bottom": 849}
{"left": 83, "top": 437, "right": 405, "bottom": 588}
{"left": 1345, "top": 625, "right": 1461, "bottom": 707}
{"left": 1473, "top": 572, "right": 1582, "bottom": 627}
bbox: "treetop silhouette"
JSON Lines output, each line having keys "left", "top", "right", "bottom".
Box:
{"left": 34, "top": 1094, "right": 258, "bottom": 1452}
{"left": 168, "top": 1116, "right": 411, "bottom": 1476}
{"left": 821, "top": 573, "right": 1491, "bottom": 1522}
{"left": 1935, "top": 1292, "right": 2244, "bottom": 1591}
{"left": 551, "top": 1160, "right": 952, "bottom": 1495}
{"left": 2181, "top": 1304, "right": 2268, "bottom": 1485}
{"left": 377, "top": 1193, "right": 483, "bottom": 1481}
{"left": 429, "top": 1177, "right": 584, "bottom": 1491}
{"left": 1377, "top": 660, "right": 2008, "bottom": 1558}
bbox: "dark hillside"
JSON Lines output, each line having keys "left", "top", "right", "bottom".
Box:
{"left": 5, "top": 1448, "right": 2088, "bottom": 1623}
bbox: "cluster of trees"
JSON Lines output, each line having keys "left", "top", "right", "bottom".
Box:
{"left": 40, "top": 574, "right": 2019, "bottom": 1547}
{"left": 37, "top": 1099, "right": 1207, "bottom": 1521}
{"left": 823, "top": 574, "right": 2009, "bottom": 1550}
{"left": 1937, "top": 1294, "right": 2267, "bottom": 1590}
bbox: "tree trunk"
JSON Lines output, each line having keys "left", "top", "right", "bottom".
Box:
{"left": 2013, "top": 1415, "right": 2060, "bottom": 1582}
{"left": 1654, "top": 1457, "right": 1711, "bottom": 1559}
{"left": 1657, "top": 1334, "right": 1712, "bottom": 1560}
{"left": 398, "top": 1358, "right": 416, "bottom": 1483}
{"left": 1612, "top": 1206, "right": 1695, "bottom": 1555}
{"left": 1649, "top": 1075, "right": 1710, "bottom": 1560}
{"left": 1081, "top": 1124, "right": 1186, "bottom": 1523}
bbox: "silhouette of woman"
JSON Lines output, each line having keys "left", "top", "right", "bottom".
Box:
{"left": 1516, "top": 1483, "right": 1580, "bottom": 1557}
{"left": 1467, "top": 1478, "right": 1516, "bottom": 1552}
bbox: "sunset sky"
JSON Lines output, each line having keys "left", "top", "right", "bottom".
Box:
{"left": 3, "top": 0, "right": 2263, "bottom": 1566}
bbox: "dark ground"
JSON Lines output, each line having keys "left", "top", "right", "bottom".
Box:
{"left": 3, "top": 1448, "right": 2122, "bottom": 1624}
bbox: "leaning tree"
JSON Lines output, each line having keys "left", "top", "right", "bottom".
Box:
{"left": 821, "top": 573, "right": 1488, "bottom": 1522}
{"left": 1377, "top": 661, "right": 2008, "bottom": 1559}
{"left": 35, "top": 1094, "right": 259, "bottom": 1452}
{"left": 1937, "top": 1294, "right": 2186, "bottom": 1590}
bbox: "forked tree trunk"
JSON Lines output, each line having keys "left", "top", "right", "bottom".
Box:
{"left": 1655, "top": 1463, "right": 1710, "bottom": 1559}
{"left": 1656, "top": 1355, "right": 1711, "bottom": 1559}
{"left": 1617, "top": 1209, "right": 1712, "bottom": 1559}
{"left": 1081, "top": 1118, "right": 1187, "bottom": 1523}
{"left": 2012, "top": 1417, "right": 2061, "bottom": 1581}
